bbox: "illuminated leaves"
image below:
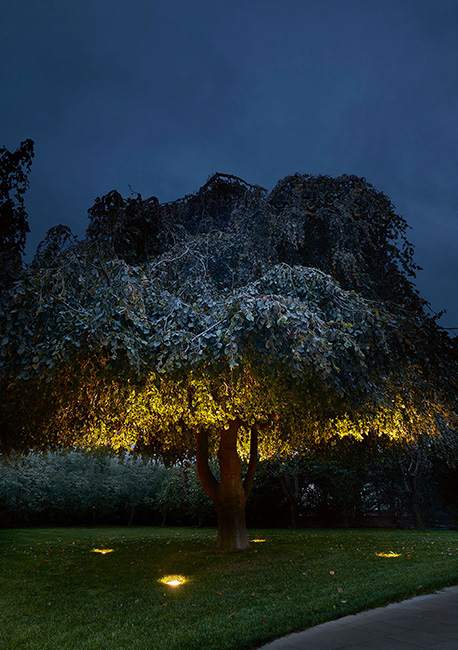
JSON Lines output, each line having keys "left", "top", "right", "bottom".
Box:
{"left": 1, "top": 172, "right": 456, "bottom": 460}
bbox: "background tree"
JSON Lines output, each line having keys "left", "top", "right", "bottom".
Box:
{"left": 0, "top": 450, "right": 165, "bottom": 527}
{"left": 86, "top": 190, "right": 163, "bottom": 264}
{"left": 0, "top": 139, "right": 34, "bottom": 286}
{"left": 30, "top": 224, "right": 77, "bottom": 270}
{"left": 156, "top": 463, "right": 214, "bottom": 526}
{"left": 1, "top": 173, "right": 455, "bottom": 550}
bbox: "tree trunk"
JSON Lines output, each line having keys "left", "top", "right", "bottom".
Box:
{"left": 399, "top": 455, "right": 425, "bottom": 531}
{"left": 128, "top": 502, "right": 137, "bottom": 526}
{"left": 215, "top": 500, "right": 249, "bottom": 552}
{"left": 196, "top": 419, "right": 258, "bottom": 552}
{"left": 216, "top": 419, "right": 250, "bottom": 551}
{"left": 408, "top": 476, "right": 425, "bottom": 531}
{"left": 289, "top": 501, "right": 298, "bottom": 529}
{"left": 279, "top": 476, "right": 299, "bottom": 528}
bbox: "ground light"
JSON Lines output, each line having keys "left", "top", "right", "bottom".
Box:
{"left": 376, "top": 552, "right": 401, "bottom": 558}
{"left": 250, "top": 539, "right": 266, "bottom": 543}
{"left": 159, "top": 575, "right": 187, "bottom": 587}
{"left": 91, "top": 549, "right": 115, "bottom": 554}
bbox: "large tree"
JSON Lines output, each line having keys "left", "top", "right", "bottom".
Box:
{"left": 1, "top": 173, "right": 455, "bottom": 550}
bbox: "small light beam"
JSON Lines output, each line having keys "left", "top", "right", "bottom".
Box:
{"left": 159, "top": 574, "right": 187, "bottom": 587}
{"left": 376, "top": 552, "right": 401, "bottom": 558}
{"left": 92, "top": 549, "right": 115, "bottom": 554}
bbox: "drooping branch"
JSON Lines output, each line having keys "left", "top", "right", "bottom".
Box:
{"left": 196, "top": 428, "right": 219, "bottom": 502}
{"left": 243, "top": 425, "right": 258, "bottom": 498}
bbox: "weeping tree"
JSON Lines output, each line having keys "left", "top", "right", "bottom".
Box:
{"left": 1, "top": 170, "right": 455, "bottom": 550}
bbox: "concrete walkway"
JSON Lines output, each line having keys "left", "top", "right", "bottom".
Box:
{"left": 257, "top": 586, "right": 458, "bottom": 649}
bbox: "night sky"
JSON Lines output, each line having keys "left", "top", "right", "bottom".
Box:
{"left": 2, "top": 0, "right": 457, "bottom": 329}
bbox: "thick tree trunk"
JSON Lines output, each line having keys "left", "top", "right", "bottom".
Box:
{"left": 196, "top": 420, "right": 258, "bottom": 552}
{"left": 215, "top": 501, "right": 249, "bottom": 552}
{"left": 216, "top": 419, "right": 249, "bottom": 551}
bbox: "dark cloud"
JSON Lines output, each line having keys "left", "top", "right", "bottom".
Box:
{"left": 1, "top": 0, "right": 457, "bottom": 328}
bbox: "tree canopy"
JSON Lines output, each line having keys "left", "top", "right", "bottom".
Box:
{"left": 1, "top": 164, "right": 457, "bottom": 550}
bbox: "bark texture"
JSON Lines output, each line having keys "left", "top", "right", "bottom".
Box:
{"left": 196, "top": 420, "right": 258, "bottom": 552}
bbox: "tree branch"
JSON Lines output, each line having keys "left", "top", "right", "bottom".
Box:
{"left": 190, "top": 319, "right": 223, "bottom": 342}
{"left": 49, "top": 294, "right": 89, "bottom": 316}
{"left": 196, "top": 428, "right": 219, "bottom": 503}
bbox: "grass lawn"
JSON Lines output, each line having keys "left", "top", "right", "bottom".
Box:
{"left": 1, "top": 527, "right": 458, "bottom": 650}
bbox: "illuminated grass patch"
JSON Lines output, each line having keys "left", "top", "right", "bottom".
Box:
{"left": 159, "top": 574, "right": 187, "bottom": 587}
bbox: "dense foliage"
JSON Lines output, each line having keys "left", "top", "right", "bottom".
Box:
{"left": 2, "top": 448, "right": 457, "bottom": 529}
{"left": 0, "top": 140, "right": 34, "bottom": 286}
{"left": 1, "top": 151, "right": 457, "bottom": 548}
{"left": 268, "top": 174, "right": 423, "bottom": 310}
{"left": 1, "top": 174, "right": 440, "bottom": 455}
{"left": 0, "top": 451, "right": 165, "bottom": 526}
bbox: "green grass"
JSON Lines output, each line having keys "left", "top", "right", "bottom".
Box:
{"left": 1, "top": 527, "right": 458, "bottom": 650}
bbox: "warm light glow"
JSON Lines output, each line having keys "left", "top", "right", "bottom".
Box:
{"left": 250, "top": 539, "right": 266, "bottom": 543}
{"left": 92, "top": 548, "right": 115, "bottom": 554}
{"left": 376, "top": 552, "right": 401, "bottom": 558}
{"left": 159, "top": 574, "right": 187, "bottom": 587}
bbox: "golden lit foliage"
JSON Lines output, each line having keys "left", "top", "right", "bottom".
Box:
{"left": 1, "top": 173, "right": 456, "bottom": 459}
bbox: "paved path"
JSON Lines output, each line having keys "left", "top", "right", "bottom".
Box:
{"left": 257, "top": 586, "right": 458, "bottom": 649}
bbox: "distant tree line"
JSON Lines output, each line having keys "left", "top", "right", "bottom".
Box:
{"left": 1, "top": 448, "right": 457, "bottom": 529}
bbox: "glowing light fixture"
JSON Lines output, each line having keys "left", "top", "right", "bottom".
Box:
{"left": 376, "top": 552, "right": 401, "bottom": 558}
{"left": 159, "top": 574, "right": 187, "bottom": 587}
{"left": 92, "top": 548, "right": 115, "bottom": 554}
{"left": 250, "top": 539, "right": 266, "bottom": 543}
